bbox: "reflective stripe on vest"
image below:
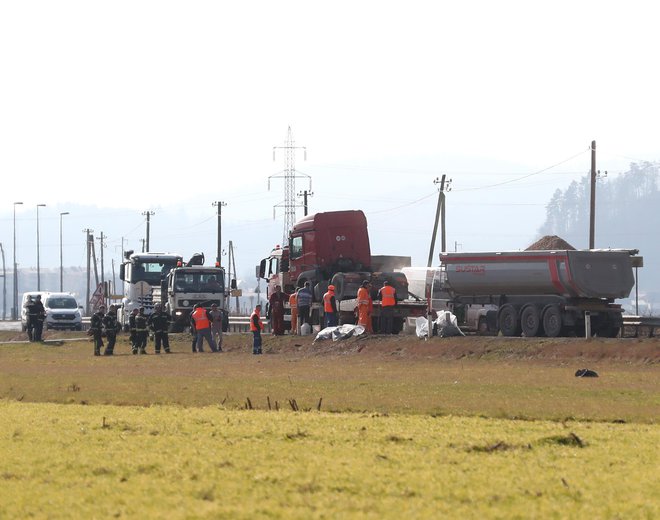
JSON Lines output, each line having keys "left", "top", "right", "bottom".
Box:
{"left": 380, "top": 285, "right": 396, "bottom": 307}
{"left": 357, "top": 287, "right": 370, "bottom": 306}
{"left": 250, "top": 311, "right": 262, "bottom": 331}
{"left": 323, "top": 291, "right": 335, "bottom": 313}
{"left": 192, "top": 308, "right": 210, "bottom": 329}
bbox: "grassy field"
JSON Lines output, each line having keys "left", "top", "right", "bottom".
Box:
{"left": 0, "top": 333, "right": 658, "bottom": 423}
{"left": 0, "top": 332, "right": 658, "bottom": 518}
{"left": 1, "top": 401, "right": 658, "bottom": 519}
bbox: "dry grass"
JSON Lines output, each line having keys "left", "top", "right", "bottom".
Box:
{"left": 0, "top": 332, "right": 658, "bottom": 423}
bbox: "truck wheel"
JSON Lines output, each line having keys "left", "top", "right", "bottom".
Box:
{"left": 520, "top": 305, "right": 541, "bottom": 337}
{"left": 542, "top": 304, "right": 562, "bottom": 337}
{"left": 498, "top": 304, "right": 520, "bottom": 337}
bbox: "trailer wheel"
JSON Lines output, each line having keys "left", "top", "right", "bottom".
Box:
{"left": 498, "top": 304, "right": 520, "bottom": 337}
{"left": 542, "top": 304, "right": 562, "bottom": 337}
{"left": 520, "top": 305, "right": 541, "bottom": 337}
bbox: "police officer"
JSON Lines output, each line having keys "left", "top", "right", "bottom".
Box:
{"left": 129, "top": 308, "right": 139, "bottom": 354}
{"left": 102, "top": 305, "right": 120, "bottom": 356}
{"left": 148, "top": 303, "right": 171, "bottom": 354}
{"left": 23, "top": 295, "right": 36, "bottom": 341}
{"left": 32, "top": 294, "right": 46, "bottom": 341}
{"left": 90, "top": 305, "right": 106, "bottom": 356}
{"left": 135, "top": 307, "right": 149, "bottom": 355}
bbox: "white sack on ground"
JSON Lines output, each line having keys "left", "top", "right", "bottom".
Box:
{"left": 314, "top": 324, "right": 366, "bottom": 342}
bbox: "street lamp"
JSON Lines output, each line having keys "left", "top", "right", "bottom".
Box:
{"left": 59, "top": 212, "right": 69, "bottom": 292}
{"left": 36, "top": 204, "right": 46, "bottom": 290}
{"left": 13, "top": 201, "right": 23, "bottom": 320}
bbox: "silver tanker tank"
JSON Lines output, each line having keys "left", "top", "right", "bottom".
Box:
{"left": 440, "top": 249, "right": 637, "bottom": 300}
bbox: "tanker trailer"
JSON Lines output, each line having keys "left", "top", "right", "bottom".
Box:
{"left": 439, "top": 249, "right": 639, "bottom": 337}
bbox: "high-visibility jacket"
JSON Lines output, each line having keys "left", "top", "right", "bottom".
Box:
{"left": 379, "top": 285, "right": 396, "bottom": 307}
{"left": 323, "top": 291, "right": 336, "bottom": 313}
{"left": 250, "top": 310, "right": 263, "bottom": 331}
{"left": 191, "top": 307, "right": 210, "bottom": 330}
{"left": 357, "top": 287, "right": 371, "bottom": 306}
{"left": 289, "top": 293, "right": 297, "bottom": 307}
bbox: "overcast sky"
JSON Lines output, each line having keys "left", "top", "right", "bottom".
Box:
{"left": 1, "top": 1, "right": 658, "bottom": 274}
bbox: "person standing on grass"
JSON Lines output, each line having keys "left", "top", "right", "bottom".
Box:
{"left": 289, "top": 290, "right": 298, "bottom": 335}
{"left": 90, "top": 305, "right": 106, "bottom": 356}
{"left": 191, "top": 304, "right": 218, "bottom": 352}
{"left": 267, "top": 285, "right": 287, "bottom": 336}
{"left": 209, "top": 303, "right": 225, "bottom": 351}
{"left": 32, "top": 294, "right": 46, "bottom": 342}
{"left": 250, "top": 304, "right": 264, "bottom": 354}
{"left": 129, "top": 308, "right": 139, "bottom": 354}
{"left": 102, "top": 305, "right": 120, "bottom": 356}
{"left": 323, "top": 285, "right": 338, "bottom": 328}
{"left": 356, "top": 280, "right": 374, "bottom": 333}
{"left": 148, "top": 303, "right": 171, "bottom": 354}
{"left": 296, "top": 281, "right": 313, "bottom": 329}
{"left": 135, "top": 307, "right": 149, "bottom": 355}
{"left": 378, "top": 280, "right": 398, "bottom": 334}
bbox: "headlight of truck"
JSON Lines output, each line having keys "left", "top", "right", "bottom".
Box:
{"left": 182, "top": 300, "right": 189, "bottom": 307}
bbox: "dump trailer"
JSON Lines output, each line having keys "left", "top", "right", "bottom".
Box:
{"left": 439, "top": 249, "right": 639, "bottom": 337}
{"left": 258, "top": 210, "right": 427, "bottom": 333}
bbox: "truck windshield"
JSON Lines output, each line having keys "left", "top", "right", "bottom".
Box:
{"left": 46, "top": 296, "right": 78, "bottom": 309}
{"left": 173, "top": 271, "right": 225, "bottom": 293}
{"left": 131, "top": 260, "right": 179, "bottom": 285}
{"left": 290, "top": 236, "right": 303, "bottom": 259}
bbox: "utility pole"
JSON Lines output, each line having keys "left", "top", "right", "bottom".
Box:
{"left": 269, "top": 126, "right": 312, "bottom": 242}
{"left": 427, "top": 175, "right": 452, "bottom": 267}
{"left": 140, "top": 238, "right": 146, "bottom": 253}
{"left": 98, "top": 232, "right": 106, "bottom": 307}
{"left": 83, "top": 229, "right": 94, "bottom": 315}
{"left": 142, "top": 210, "right": 155, "bottom": 252}
{"left": 212, "top": 201, "right": 227, "bottom": 266}
{"left": 13, "top": 201, "right": 23, "bottom": 320}
{"left": 36, "top": 203, "right": 46, "bottom": 291}
{"left": 229, "top": 241, "right": 240, "bottom": 313}
{"left": 0, "top": 243, "right": 5, "bottom": 320}
{"left": 59, "top": 212, "right": 69, "bottom": 292}
{"left": 297, "top": 190, "right": 314, "bottom": 216}
{"left": 589, "top": 140, "right": 596, "bottom": 249}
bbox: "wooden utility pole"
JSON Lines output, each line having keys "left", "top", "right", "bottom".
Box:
{"left": 0, "top": 243, "right": 5, "bottom": 321}
{"left": 212, "top": 201, "right": 227, "bottom": 266}
{"left": 142, "top": 210, "right": 155, "bottom": 251}
{"left": 83, "top": 229, "right": 94, "bottom": 315}
{"left": 297, "top": 190, "right": 313, "bottom": 216}
{"left": 428, "top": 175, "right": 452, "bottom": 267}
{"left": 589, "top": 140, "right": 596, "bottom": 249}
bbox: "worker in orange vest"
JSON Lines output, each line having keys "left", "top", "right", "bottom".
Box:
{"left": 378, "top": 280, "right": 397, "bottom": 334}
{"left": 289, "top": 290, "right": 298, "bottom": 335}
{"left": 250, "top": 304, "right": 264, "bottom": 354}
{"left": 356, "top": 280, "right": 373, "bottom": 333}
{"left": 191, "top": 304, "right": 219, "bottom": 352}
{"left": 323, "top": 285, "right": 338, "bottom": 328}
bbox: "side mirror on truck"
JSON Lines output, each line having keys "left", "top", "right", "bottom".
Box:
{"left": 231, "top": 279, "right": 237, "bottom": 290}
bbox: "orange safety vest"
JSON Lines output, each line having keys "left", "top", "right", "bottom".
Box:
{"left": 379, "top": 285, "right": 396, "bottom": 307}
{"left": 250, "top": 310, "right": 263, "bottom": 331}
{"left": 191, "top": 307, "right": 210, "bottom": 329}
{"left": 289, "top": 293, "right": 297, "bottom": 307}
{"left": 357, "top": 287, "right": 370, "bottom": 306}
{"left": 323, "top": 291, "right": 335, "bottom": 313}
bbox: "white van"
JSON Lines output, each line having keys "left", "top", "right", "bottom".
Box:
{"left": 43, "top": 293, "right": 83, "bottom": 331}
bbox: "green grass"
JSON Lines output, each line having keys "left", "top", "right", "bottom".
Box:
{"left": 0, "top": 401, "right": 658, "bottom": 519}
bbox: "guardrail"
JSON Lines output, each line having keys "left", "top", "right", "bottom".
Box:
{"left": 621, "top": 315, "right": 659, "bottom": 338}
{"left": 82, "top": 316, "right": 270, "bottom": 333}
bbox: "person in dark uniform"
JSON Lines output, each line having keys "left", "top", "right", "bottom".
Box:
{"left": 148, "top": 303, "right": 171, "bottom": 354}
{"left": 135, "top": 307, "right": 149, "bottom": 355}
{"left": 102, "top": 305, "right": 120, "bottom": 356}
{"left": 23, "top": 295, "right": 36, "bottom": 341}
{"left": 32, "top": 294, "right": 46, "bottom": 341}
{"left": 90, "top": 305, "right": 106, "bottom": 356}
{"left": 129, "top": 308, "right": 139, "bottom": 354}
{"left": 189, "top": 311, "right": 198, "bottom": 352}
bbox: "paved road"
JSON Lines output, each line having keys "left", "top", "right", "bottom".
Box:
{"left": 0, "top": 321, "right": 21, "bottom": 332}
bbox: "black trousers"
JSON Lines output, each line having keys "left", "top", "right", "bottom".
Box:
{"left": 154, "top": 331, "right": 170, "bottom": 352}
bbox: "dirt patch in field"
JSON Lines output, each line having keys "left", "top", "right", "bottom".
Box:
{"left": 248, "top": 333, "right": 660, "bottom": 364}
